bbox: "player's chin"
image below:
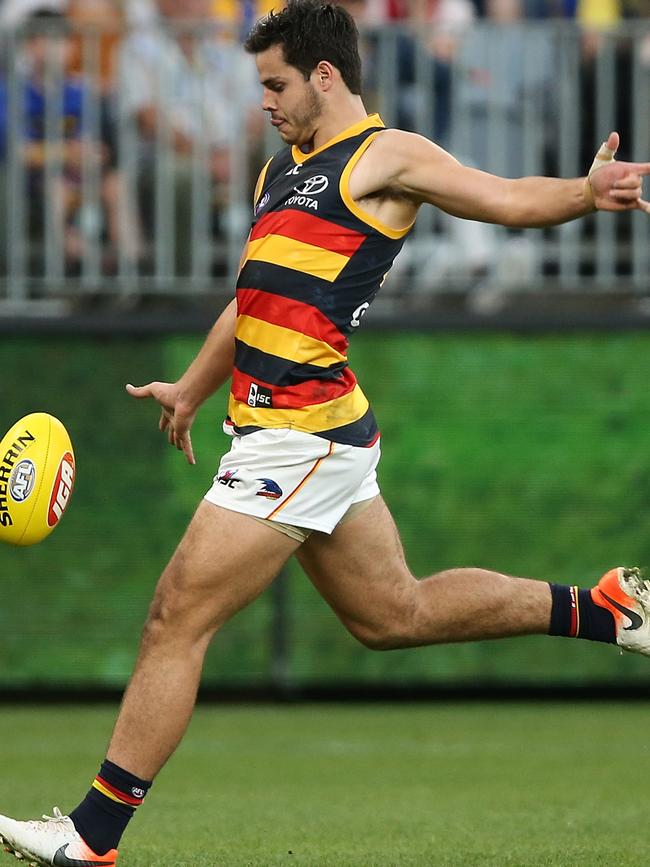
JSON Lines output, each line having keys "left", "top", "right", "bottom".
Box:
{"left": 277, "top": 127, "right": 297, "bottom": 144}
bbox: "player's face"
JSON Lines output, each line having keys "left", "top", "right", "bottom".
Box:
{"left": 256, "top": 46, "right": 324, "bottom": 147}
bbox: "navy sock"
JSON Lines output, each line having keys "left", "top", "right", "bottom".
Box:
{"left": 548, "top": 583, "right": 616, "bottom": 643}
{"left": 69, "top": 759, "right": 152, "bottom": 856}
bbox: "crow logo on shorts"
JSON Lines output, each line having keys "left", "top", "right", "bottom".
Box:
{"left": 255, "top": 478, "right": 283, "bottom": 500}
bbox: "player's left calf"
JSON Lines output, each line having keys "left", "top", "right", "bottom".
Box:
{"left": 549, "top": 566, "right": 650, "bottom": 655}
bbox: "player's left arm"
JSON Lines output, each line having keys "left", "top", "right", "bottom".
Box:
{"left": 378, "top": 129, "right": 650, "bottom": 228}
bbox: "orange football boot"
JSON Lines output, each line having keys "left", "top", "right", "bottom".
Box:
{"left": 592, "top": 567, "right": 650, "bottom": 655}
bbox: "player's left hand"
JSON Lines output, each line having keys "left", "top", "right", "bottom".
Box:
{"left": 126, "top": 381, "right": 197, "bottom": 465}
{"left": 586, "top": 131, "right": 650, "bottom": 214}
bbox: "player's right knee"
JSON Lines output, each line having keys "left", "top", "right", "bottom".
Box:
{"left": 140, "top": 567, "right": 222, "bottom": 646}
{"left": 141, "top": 597, "right": 219, "bottom": 650}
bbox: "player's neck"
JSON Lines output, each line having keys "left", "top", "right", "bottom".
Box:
{"left": 301, "top": 95, "right": 368, "bottom": 154}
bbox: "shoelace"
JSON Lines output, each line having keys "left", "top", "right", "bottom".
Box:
{"left": 27, "top": 807, "right": 74, "bottom": 833}
{"left": 623, "top": 567, "right": 650, "bottom": 594}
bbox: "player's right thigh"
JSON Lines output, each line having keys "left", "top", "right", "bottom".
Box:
{"left": 296, "top": 496, "right": 419, "bottom": 649}
{"left": 144, "top": 499, "right": 300, "bottom": 647}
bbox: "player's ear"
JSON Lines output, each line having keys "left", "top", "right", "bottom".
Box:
{"left": 314, "top": 61, "right": 335, "bottom": 91}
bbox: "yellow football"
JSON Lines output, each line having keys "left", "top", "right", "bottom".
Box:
{"left": 0, "top": 413, "right": 75, "bottom": 546}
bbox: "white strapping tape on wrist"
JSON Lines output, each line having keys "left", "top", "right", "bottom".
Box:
{"left": 584, "top": 141, "right": 617, "bottom": 209}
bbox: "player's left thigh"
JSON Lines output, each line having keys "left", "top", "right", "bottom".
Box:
{"left": 296, "top": 495, "right": 419, "bottom": 648}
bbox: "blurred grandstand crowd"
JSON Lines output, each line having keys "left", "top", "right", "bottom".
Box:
{"left": 0, "top": 0, "right": 647, "bottom": 294}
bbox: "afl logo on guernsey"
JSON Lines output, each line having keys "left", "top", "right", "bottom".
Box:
{"left": 255, "top": 192, "right": 270, "bottom": 215}
{"left": 294, "top": 175, "right": 329, "bottom": 196}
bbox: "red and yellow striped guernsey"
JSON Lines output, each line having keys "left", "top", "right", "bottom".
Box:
{"left": 227, "top": 114, "right": 413, "bottom": 447}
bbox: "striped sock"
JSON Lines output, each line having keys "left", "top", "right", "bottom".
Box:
{"left": 69, "top": 760, "right": 152, "bottom": 855}
{"left": 548, "top": 583, "right": 616, "bottom": 643}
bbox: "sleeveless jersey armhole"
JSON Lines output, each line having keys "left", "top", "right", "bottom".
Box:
{"left": 253, "top": 156, "right": 273, "bottom": 207}
{"left": 339, "top": 131, "right": 415, "bottom": 240}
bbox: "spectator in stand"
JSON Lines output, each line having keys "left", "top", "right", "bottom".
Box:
{"left": 211, "top": 0, "right": 278, "bottom": 42}
{"left": 331, "top": 0, "right": 470, "bottom": 138}
{"left": 331, "top": 0, "right": 382, "bottom": 110}
{"left": 0, "top": 7, "right": 112, "bottom": 271}
{"left": 119, "top": 0, "right": 260, "bottom": 277}
{"left": 67, "top": 0, "right": 122, "bottom": 94}
{"left": 626, "top": 1, "right": 650, "bottom": 97}
{"left": 624, "top": 0, "right": 650, "bottom": 15}
{"left": 66, "top": 0, "right": 144, "bottom": 270}
{"left": 124, "top": 0, "right": 158, "bottom": 28}
{"left": 403, "top": 0, "right": 475, "bottom": 142}
{"left": 0, "top": 0, "right": 65, "bottom": 30}
{"left": 452, "top": 0, "right": 554, "bottom": 176}
{"left": 389, "top": 0, "right": 553, "bottom": 297}
{"left": 576, "top": 0, "right": 633, "bottom": 176}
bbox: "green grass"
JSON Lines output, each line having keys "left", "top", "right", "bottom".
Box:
{"left": 0, "top": 703, "right": 648, "bottom": 866}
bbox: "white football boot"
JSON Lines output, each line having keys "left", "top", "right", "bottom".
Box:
{"left": 0, "top": 808, "right": 117, "bottom": 866}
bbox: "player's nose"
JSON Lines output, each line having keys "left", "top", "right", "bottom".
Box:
{"left": 261, "top": 89, "right": 276, "bottom": 112}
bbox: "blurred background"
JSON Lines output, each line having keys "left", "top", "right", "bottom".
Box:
{"left": 1, "top": 0, "right": 650, "bottom": 697}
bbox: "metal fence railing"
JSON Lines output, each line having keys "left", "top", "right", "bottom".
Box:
{"left": 0, "top": 19, "right": 648, "bottom": 307}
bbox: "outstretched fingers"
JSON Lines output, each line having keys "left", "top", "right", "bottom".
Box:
{"left": 126, "top": 382, "right": 153, "bottom": 399}
{"left": 607, "top": 168, "right": 650, "bottom": 210}
{"left": 163, "top": 417, "right": 195, "bottom": 464}
{"left": 610, "top": 185, "right": 644, "bottom": 204}
{"left": 175, "top": 430, "right": 196, "bottom": 465}
{"left": 126, "top": 380, "right": 195, "bottom": 463}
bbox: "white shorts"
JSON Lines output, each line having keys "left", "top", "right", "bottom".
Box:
{"left": 204, "top": 428, "right": 381, "bottom": 535}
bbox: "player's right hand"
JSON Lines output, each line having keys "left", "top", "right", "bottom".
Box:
{"left": 586, "top": 131, "right": 650, "bottom": 214}
{"left": 126, "top": 381, "right": 197, "bottom": 465}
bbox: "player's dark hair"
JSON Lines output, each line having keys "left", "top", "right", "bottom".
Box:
{"left": 244, "top": 0, "right": 362, "bottom": 95}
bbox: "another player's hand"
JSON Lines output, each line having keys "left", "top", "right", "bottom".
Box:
{"left": 126, "top": 381, "right": 197, "bottom": 465}
{"left": 586, "top": 131, "right": 650, "bottom": 214}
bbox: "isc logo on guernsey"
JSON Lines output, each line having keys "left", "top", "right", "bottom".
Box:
{"left": 247, "top": 382, "right": 273, "bottom": 408}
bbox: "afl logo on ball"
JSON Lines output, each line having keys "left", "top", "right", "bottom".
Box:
{"left": 9, "top": 459, "right": 36, "bottom": 502}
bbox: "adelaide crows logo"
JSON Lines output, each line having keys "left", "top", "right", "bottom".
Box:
{"left": 255, "top": 478, "right": 283, "bottom": 500}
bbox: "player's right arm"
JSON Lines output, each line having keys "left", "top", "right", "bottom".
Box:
{"left": 126, "top": 298, "right": 237, "bottom": 465}
{"left": 361, "top": 129, "right": 650, "bottom": 228}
